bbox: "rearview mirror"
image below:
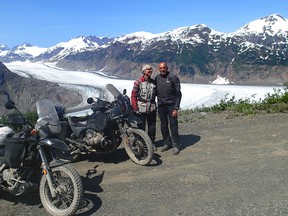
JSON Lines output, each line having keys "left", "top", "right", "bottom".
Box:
{"left": 5, "top": 100, "right": 16, "bottom": 110}
{"left": 87, "top": 97, "right": 94, "bottom": 104}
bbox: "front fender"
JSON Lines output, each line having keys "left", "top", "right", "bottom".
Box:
{"left": 40, "top": 138, "right": 72, "bottom": 164}
{"left": 126, "top": 115, "right": 144, "bottom": 129}
{"left": 49, "top": 159, "right": 70, "bottom": 168}
{"left": 39, "top": 138, "right": 70, "bottom": 152}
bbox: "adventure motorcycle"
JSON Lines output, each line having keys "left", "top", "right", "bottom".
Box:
{"left": 0, "top": 99, "right": 83, "bottom": 216}
{"left": 56, "top": 84, "right": 154, "bottom": 166}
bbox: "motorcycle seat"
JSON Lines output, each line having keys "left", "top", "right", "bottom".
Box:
{"left": 69, "top": 116, "right": 88, "bottom": 123}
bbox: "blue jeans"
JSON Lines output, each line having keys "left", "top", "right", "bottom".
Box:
{"left": 158, "top": 104, "right": 179, "bottom": 147}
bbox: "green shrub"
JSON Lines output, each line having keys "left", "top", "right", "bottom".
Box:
{"left": 194, "top": 83, "right": 288, "bottom": 115}
{"left": 0, "top": 111, "right": 38, "bottom": 131}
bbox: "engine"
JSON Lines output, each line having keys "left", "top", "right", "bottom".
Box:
{"left": 2, "top": 168, "right": 36, "bottom": 196}
{"left": 83, "top": 129, "right": 104, "bottom": 146}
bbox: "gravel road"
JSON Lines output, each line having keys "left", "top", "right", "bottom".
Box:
{"left": 1, "top": 112, "right": 287, "bottom": 216}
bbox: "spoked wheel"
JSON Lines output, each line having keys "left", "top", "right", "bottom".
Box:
{"left": 39, "top": 164, "right": 83, "bottom": 216}
{"left": 124, "top": 128, "right": 154, "bottom": 166}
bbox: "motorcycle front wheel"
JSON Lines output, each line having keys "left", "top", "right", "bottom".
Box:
{"left": 125, "top": 128, "right": 154, "bottom": 166}
{"left": 39, "top": 164, "right": 83, "bottom": 216}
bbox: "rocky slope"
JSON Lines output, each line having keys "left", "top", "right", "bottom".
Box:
{"left": 0, "top": 62, "right": 82, "bottom": 115}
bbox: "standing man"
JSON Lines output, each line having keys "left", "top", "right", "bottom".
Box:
{"left": 131, "top": 64, "right": 157, "bottom": 151}
{"left": 155, "top": 62, "right": 182, "bottom": 155}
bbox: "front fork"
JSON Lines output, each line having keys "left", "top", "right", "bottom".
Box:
{"left": 118, "top": 123, "right": 129, "bottom": 144}
{"left": 119, "top": 124, "right": 138, "bottom": 151}
{"left": 37, "top": 145, "right": 56, "bottom": 198}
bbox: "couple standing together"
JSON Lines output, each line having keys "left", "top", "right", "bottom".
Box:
{"left": 131, "top": 62, "right": 182, "bottom": 155}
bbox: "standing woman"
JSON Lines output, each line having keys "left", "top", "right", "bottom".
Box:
{"left": 131, "top": 64, "right": 157, "bottom": 151}
{"left": 155, "top": 62, "right": 182, "bottom": 155}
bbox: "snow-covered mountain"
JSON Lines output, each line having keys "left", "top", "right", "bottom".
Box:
{"left": 12, "top": 43, "right": 48, "bottom": 57}
{"left": 0, "top": 36, "right": 113, "bottom": 62}
{"left": 34, "top": 36, "right": 113, "bottom": 61}
{"left": 0, "top": 14, "right": 287, "bottom": 84}
{"left": 1, "top": 14, "right": 286, "bottom": 62}
{"left": 0, "top": 44, "right": 9, "bottom": 52}
{"left": 0, "top": 43, "right": 45, "bottom": 62}
{"left": 233, "top": 14, "right": 288, "bottom": 36}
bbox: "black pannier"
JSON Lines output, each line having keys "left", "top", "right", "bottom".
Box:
{"left": 4, "top": 136, "right": 26, "bottom": 168}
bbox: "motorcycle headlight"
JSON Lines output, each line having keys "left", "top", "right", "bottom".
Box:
{"left": 126, "top": 115, "right": 143, "bottom": 129}
{"left": 130, "top": 121, "right": 138, "bottom": 128}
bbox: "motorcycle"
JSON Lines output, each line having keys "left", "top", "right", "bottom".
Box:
{"left": 57, "top": 84, "right": 154, "bottom": 166}
{"left": 0, "top": 99, "right": 83, "bottom": 216}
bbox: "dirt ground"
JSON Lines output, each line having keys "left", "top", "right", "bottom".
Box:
{"left": 0, "top": 112, "right": 287, "bottom": 216}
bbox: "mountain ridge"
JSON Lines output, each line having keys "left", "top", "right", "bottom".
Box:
{"left": 1, "top": 13, "right": 287, "bottom": 84}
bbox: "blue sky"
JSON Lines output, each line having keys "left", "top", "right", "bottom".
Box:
{"left": 0, "top": 0, "right": 287, "bottom": 48}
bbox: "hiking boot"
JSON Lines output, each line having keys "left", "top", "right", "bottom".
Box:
{"left": 172, "top": 146, "right": 180, "bottom": 155}
{"left": 161, "top": 145, "right": 172, "bottom": 152}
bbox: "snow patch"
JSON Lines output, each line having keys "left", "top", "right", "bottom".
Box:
{"left": 210, "top": 75, "right": 234, "bottom": 85}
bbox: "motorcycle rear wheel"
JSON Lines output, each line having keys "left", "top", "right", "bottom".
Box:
{"left": 125, "top": 128, "right": 153, "bottom": 165}
{"left": 39, "top": 164, "right": 83, "bottom": 216}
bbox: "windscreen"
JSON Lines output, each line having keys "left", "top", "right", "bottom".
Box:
{"left": 106, "top": 84, "right": 132, "bottom": 114}
{"left": 35, "top": 99, "right": 61, "bottom": 134}
{"left": 106, "top": 84, "right": 121, "bottom": 98}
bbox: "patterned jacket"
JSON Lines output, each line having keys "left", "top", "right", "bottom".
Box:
{"left": 131, "top": 76, "right": 156, "bottom": 113}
